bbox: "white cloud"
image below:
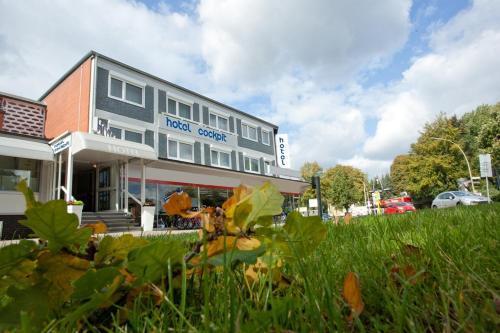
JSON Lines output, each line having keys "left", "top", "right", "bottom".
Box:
{"left": 198, "top": 0, "right": 411, "bottom": 88}
{"left": 0, "top": 0, "right": 202, "bottom": 99}
{"left": 362, "top": 0, "right": 500, "bottom": 162}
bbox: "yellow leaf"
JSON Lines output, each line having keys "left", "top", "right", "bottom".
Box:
{"left": 83, "top": 221, "right": 108, "bottom": 234}
{"left": 163, "top": 192, "right": 192, "bottom": 216}
{"left": 200, "top": 211, "right": 215, "bottom": 233}
{"left": 236, "top": 237, "right": 261, "bottom": 251}
{"left": 342, "top": 272, "right": 364, "bottom": 320}
{"left": 204, "top": 236, "right": 237, "bottom": 257}
{"left": 37, "top": 252, "right": 90, "bottom": 307}
{"left": 223, "top": 185, "right": 253, "bottom": 218}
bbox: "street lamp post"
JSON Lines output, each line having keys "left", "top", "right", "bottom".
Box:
{"left": 430, "top": 137, "right": 475, "bottom": 193}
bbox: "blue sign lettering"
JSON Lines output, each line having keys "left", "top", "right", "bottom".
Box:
{"left": 197, "top": 128, "right": 227, "bottom": 143}
{"left": 166, "top": 117, "right": 192, "bottom": 133}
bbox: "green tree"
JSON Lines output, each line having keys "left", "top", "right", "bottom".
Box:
{"left": 322, "top": 165, "right": 366, "bottom": 211}
{"left": 299, "top": 161, "right": 322, "bottom": 206}
{"left": 390, "top": 155, "right": 412, "bottom": 194}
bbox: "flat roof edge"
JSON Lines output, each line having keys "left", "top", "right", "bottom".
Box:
{"left": 0, "top": 91, "right": 46, "bottom": 106}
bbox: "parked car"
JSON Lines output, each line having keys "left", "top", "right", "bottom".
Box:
{"left": 431, "top": 191, "right": 489, "bottom": 208}
{"left": 384, "top": 202, "right": 416, "bottom": 214}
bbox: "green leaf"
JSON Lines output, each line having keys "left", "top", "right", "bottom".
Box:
{"left": 71, "top": 267, "right": 121, "bottom": 301}
{"left": 233, "top": 182, "right": 284, "bottom": 230}
{"left": 0, "top": 284, "right": 50, "bottom": 330}
{"left": 283, "top": 212, "right": 327, "bottom": 257}
{"left": 127, "top": 239, "right": 185, "bottom": 284}
{"left": 207, "top": 244, "right": 267, "bottom": 267}
{"left": 20, "top": 200, "right": 92, "bottom": 252}
{"left": 0, "top": 240, "right": 36, "bottom": 276}
{"left": 95, "top": 235, "right": 149, "bottom": 266}
{"left": 16, "top": 179, "right": 41, "bottom": 209}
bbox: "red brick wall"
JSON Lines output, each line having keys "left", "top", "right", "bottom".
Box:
{"left": 43, "top": 57, "right": 92, "bottom": 139}
{"left": 0, "top": 96, "right": 46, "bottom": 137}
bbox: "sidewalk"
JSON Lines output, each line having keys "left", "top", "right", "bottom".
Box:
{"left": 0, "top": 228, "right": 198, "bottom": 247}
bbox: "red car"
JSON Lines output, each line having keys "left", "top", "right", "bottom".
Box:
{"left": 384, "top": 202, "right": 416, "bottom": 214}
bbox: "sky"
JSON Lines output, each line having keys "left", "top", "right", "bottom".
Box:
{"left": 1, "top": 0, "right": 499, "bottom": 177}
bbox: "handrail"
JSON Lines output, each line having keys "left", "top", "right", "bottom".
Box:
{"left": 60, "top": 186, "right": 75, "bottom": 200}
{"left": 127, "top": 191, "right": 142, "bottom": 205}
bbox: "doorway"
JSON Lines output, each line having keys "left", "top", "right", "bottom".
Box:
{"left": 73, "top": 167, "right": 96, "bottom": 212}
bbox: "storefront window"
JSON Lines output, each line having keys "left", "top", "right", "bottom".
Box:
{"left": 199, "top": 187, "right": 229, "bottom": 208}
{"left": 0, "top": 156, "right": 41, "bottom": 191}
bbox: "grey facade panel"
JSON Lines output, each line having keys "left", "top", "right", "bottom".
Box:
{"left": 158, "top": 133, "right": 167, "bottom": 158}
{"left": 229, "top": 116, "right": 235, "bottom": 133}
{"left": 204, "top": 143, "right": 211, "bottom": 165}
{"left": 236, "top": 118, "right": 242, "bottom": 135}
{"left": 238, "top": 152, "right": 244, "bottom": 172}
{"left": 158, "top": 90, "right": 166, "bottom": 114}
{"left": 193, "top": 103, "right": 200, "bottom": 122}
{"left": 237, "top": 136, "right": 275, "bottom": 155}
{"left": 231, "top": 151, "right": 237, "bottom": 170}
{"left": 145, "top": 130, "right": 154, "bottom": 148}
{"left": 202, "top": 106, "right": 209, "bottom": 125}
{"left": 257, "top": 127, "right": 262, "bottom": 143}
{"left": 194, "top": 142, "right": 202, "bottom": 164}
{"left": 260, "top": 158, "right": 265, "bottom": 175}
{"left": 95, "top": 67, "right": 154, "bottom": 123}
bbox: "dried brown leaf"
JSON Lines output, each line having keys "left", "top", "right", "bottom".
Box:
{"left": 342, "top": 272, "right": 364, "bottom": 320}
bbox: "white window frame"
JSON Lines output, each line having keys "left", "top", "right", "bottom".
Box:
{"left": 243, "top": 155, "right": 260, "bottom": 174}
{"left": 241, "top": 122, "right": 258, "bottom": 142}
{"left": 261, "top": 129, "right": 271, "bottom": 146}
{"left": 263, "top": 159, "right": 273, "bottom": 175}
{"left": 107, "top": 72, "right": 145, "bottom": 108}
{"left": 106, "top": 124, "right": 144, "bottom": 144}
{"left": 166, "top": 96, "right": 194, "bottom": 121}
{"left": 167, "top": 136, "right": 194, "bottom": 163}
{"left": 209, "top": 110, "right": 230, "bottom": 133}
{"left": 210, "top": 147, "right": 232, "bottom": 169}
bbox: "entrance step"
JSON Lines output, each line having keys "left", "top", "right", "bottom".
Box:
{"left": 81, "top": 212, "right": 141, "bottom": 233}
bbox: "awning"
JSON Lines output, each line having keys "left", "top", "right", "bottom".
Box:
{"left": 0, "top": 133, "right": 53, "bottom": 161}
{"left": 71, "top": 132, "right": 157, "bottom": 162}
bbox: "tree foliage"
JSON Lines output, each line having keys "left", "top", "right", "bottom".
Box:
{"left": 299, "top": 161, "right": 322, "bottom": 206}
{"left": 322, "top": 165, "right": 366, "bottom": 211}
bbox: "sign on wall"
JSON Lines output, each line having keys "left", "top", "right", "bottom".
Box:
{"left": 479, "top": 154, "right": 492, "bottom": 177}
{"left": 275, "top": 134, "right": 291, "bottom": 168}
{"left": 51, "top": 135, "right": 72, "bottom": 154}
{"left": 159, "top": 114, "right": 237, "bottom": 146}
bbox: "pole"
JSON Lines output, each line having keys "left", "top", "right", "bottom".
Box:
{"left": 485, "top": 176, "right": 490, "bottom": 203}
{"left": 431, "top": 137, "right": 475, "bottom": 192}
{"left": 313, "top": 175, "right": 322, "bottom": 218}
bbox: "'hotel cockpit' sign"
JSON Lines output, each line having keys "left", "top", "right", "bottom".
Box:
{"left": 160, "top": 114, "right": 237, "bottom": 147}
{"left": 275, "top": 134, "right": 291, "bottom": 169}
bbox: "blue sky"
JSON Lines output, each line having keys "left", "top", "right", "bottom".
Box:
{"left": 1, "top": 0, "right": 499, "bottom": 176}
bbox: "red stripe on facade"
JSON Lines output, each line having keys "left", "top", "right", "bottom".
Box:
{"left": 127, "top": 177, "right": 300, "bottom": 195}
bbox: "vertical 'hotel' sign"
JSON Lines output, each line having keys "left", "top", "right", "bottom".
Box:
{"left": 275, "top": 134, "right": 291, "bottom": 168}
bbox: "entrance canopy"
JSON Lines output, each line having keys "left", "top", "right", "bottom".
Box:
{"left": 70, "top": 132, "right": 157, "bottom": 162}
{"left": 0, "top": 133, "right": 53, "bottom": 161}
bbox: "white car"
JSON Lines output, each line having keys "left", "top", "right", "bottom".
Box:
{"left": 431, "top": 191, "right": 489, "bottom": 208}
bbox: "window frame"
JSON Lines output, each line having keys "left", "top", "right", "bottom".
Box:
{"left": 261, "top": 129, "right": 271, "bottom": 146}
{"left": 107, "top": 72, "right": 145, "bottom": 108}
{"left": 263, "top": 159, "right": 273, "bottom": 175}
{"left": 210, "top": 148, "right": 232, "bottom": 169}
{"left": 241, "top": 122, "right": 258, "bottom": 142}
{"left": 209, "top": 110, "right": 230, "bottom": 133}
{"left": 104, "top": 123, "right": 144, "bottom": 144}
{"left": 166, "top": 96, "right": 194, "bottom": 121}
{"left": 243, "top": 155, "right": 260, "bottom": 174}
{"left": 167, "top": 137, "right": 194, "bottom": 163}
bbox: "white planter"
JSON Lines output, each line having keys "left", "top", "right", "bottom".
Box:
{"left": 141, "top": 206, "right": 155, "bottom": 231}
{"left": 67, "top": 205, "right": 83, "bottom": 225}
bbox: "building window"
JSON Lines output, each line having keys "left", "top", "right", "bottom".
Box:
{"left": 211, "top": 149, "right": 231, "bottom": 168}
{"left": 167, "top": 98, "right": 192, "bottom": 120}
{"left": 262, "top": 130, "right": 271, "bottom": 145}
{"left": 168, "top": 138, "right": 193, "bottom": 162}
{"left": 109, "top": 127, "right": 122, "bottom": 139}
{"left": 108, "top": 75, "right": 144, "bottom": 107}
{"left": 241, "top": 123, "right": 257, "bottom": 141}
{"left": 124, "top": 130, "right": 143, "bottom": 143}
{"left": 0, "top": 156, "right": 41, "bottom": 192}
{"left": 244, "top": 156, "right": 260, "bottom": 173}
{"left": 209, "top": 113, "right": 229, "bottom": 132}
{"left": 264, "top": 160, "right": 272, "bottom": 175}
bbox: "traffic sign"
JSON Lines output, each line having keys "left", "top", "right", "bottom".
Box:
{"left": 479, "top": 154, "right": 492, "bottom": 177}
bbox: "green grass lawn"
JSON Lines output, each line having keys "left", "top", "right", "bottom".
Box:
{"left": 115, "top": 204, "right": 500, "bottom": 332}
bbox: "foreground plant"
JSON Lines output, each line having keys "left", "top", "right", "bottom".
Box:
{"left": 0, "top": 181, "right": 327, "bottom": 331}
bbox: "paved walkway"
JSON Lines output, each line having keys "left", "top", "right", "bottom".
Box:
{"left": 0, "top": 228, "right": 198, "bottom": 247}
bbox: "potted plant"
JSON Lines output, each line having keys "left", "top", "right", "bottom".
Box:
{"left": 141, "top": 199, "right": 156, "bottom": 231}
{"left": 67, "top": 200, "right": 84, "bottom": 225}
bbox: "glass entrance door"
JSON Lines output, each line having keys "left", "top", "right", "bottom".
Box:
{"left": 98, "top": 167, "right": 111, "bottom": 211}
